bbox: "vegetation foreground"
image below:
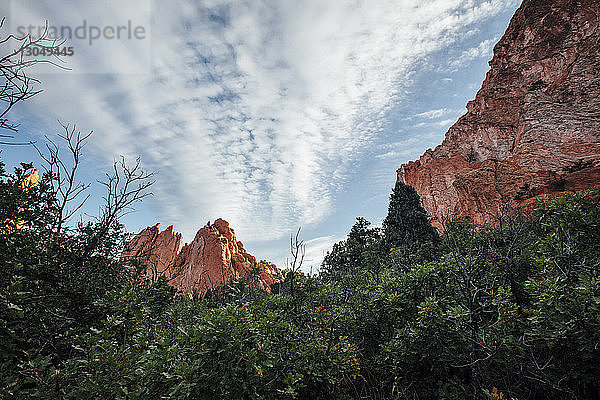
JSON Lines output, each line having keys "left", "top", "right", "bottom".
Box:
{"left": 1, "top": 160, "right": 599, "bottom": 399}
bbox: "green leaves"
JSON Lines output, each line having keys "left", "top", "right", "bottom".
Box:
{"left": 2, "top": 152, "right": 599, "bottom": 399}
{"left": 320, "top": 217, "right": 382, "bottom": 283}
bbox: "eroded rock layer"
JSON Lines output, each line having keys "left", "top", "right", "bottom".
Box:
{"left": 397, "top": 0, "right": 600, "bottom": 229}
{"left": 122, "top": 219, "right": 282, "bottom": 294}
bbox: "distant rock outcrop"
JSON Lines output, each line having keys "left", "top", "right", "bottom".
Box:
{"left": 397, "top": 0, "right": 600, "bottom": 229}
{"left": 20, "top": 169, "right": 39, "bottom": 189}
{"left": 1, "top": 169, "right": 40, "bottom": 235}
{"left": 122, "top": 218, "right": 282, "bottom": 294}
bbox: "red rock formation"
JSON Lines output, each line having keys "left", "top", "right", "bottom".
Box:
{"left": 122, "top": 218, "right": 282, "bottom": 294}
{"left": 20, "top": 169, "right": 39, "bottom": 189}
{"left": 122, "top": 223, "right": 183, "bottom": 279}
{"left": 398, "top": 0, "right": 600, "bottom": 229}
{"left": 1, "top": 169, "right": 41, "bottom": 234}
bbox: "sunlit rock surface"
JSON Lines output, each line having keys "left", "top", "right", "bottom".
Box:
{"left": 398, "top": 0, "right": 600, "bottom": 229}
{"left": 123, "top": 218, "right": 282, "bottom": 295}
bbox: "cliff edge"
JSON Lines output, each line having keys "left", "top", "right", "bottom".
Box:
{"left": 398, "top": 0, "right": 600, "bottom": 228}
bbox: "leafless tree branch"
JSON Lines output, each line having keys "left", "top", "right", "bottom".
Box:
{"left": 87, "top": 156, "right": 154, "bottom": 252}
{"left": 0, "top": 17, "right": 69, "bottom": 141}
{"left": 32, "top": 122, "right": 92, "bottom": 233}
{"left": 285, "top": 227, "right": 305, "bottom": 296}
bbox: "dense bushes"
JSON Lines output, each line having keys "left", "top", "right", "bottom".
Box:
{"left": 1, "top": 159, "right": 599, "bottom": 399}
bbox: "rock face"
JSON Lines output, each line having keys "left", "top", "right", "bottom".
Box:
{"left": 122, "top": 219, "right": 282, "bottom": 294}
{"left": 20, "top": 169, "right": 39, "bottom": 189}
{"left": 397, "top": 0, "right": 600, "bottom": 229}
{"left": 2, "top": 169, "right": 40, "bottom": 234}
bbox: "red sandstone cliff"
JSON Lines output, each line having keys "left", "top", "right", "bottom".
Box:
{"left": 20, "top": 169, "right": 39, "bottom": 189}
{"left": 122, "top": 218, "right": 282, "bottom": 294}
{"left": 398, "top": 0, "right": 600, "bottom": 228}
{"left": 1, "top": 169, "right": 40, "bottom": 235}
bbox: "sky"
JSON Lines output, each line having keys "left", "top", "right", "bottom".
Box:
{"left": 1, "top": 0, "right": 520, "bottom": 272}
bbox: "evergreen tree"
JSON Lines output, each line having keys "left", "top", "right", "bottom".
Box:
{"left": 320, "top": 217, "right": 381, "bottom": 282}
{"left": 381, "top": 181, "right": 439, "bottom": 255}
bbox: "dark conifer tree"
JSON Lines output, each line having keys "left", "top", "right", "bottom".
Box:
{"left": 381, "top": 181, "right": 439, "bottom": 255}
{"left": 320, "top": 217, "right": 381, "bottom": 282}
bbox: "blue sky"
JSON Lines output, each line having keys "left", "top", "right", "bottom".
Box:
{"left": 1, "top": 0, "right": 520, "bottom": 271}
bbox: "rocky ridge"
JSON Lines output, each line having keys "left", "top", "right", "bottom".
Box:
{"left": 397, "top": 0, "right": 600, "bottom": 229}
{"left": 122, "top": 218, "right": 282, "bottom": 295}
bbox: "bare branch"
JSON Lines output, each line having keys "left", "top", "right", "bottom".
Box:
{"left": 285, "top": 227, "right": 305, "bottom": 296}
{"left": 32, "top": 123, "right": 92, "bottom": 233}
{"left": 88, "top": 156, "right": 154, "bottom": 253}
{"left": 0, "top": 18, "right": 70, "bottom": 139}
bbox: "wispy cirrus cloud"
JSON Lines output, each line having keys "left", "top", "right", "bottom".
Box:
{"left": 413, "top": 118, "right": 457, "bottom": 128}
{"left": 302, "top": 235, "right": 342, "bottom": 274}
{"left": 415, "top": 108, "right": 456, "bottom": 120}
{"left": 7, "top": 0, "right": 520, "bottom": 253}
{"left": 447, "top": 36, "right": 499, "bottom": 71}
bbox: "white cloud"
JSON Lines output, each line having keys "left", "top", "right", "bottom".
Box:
{"left": 302, "top": 235, "right": 342, "bottom": 274}
{"left": 413, "top": 118, "right": 457, "bottom": 128}
{"left": 447, "top": 36, "right": 499, "bottom": 71}
{"left": 415, "top": 108, "right": 456, "bottom": 120}
{"left": 11, "top": 0, "right": 519, "bottom": 244}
